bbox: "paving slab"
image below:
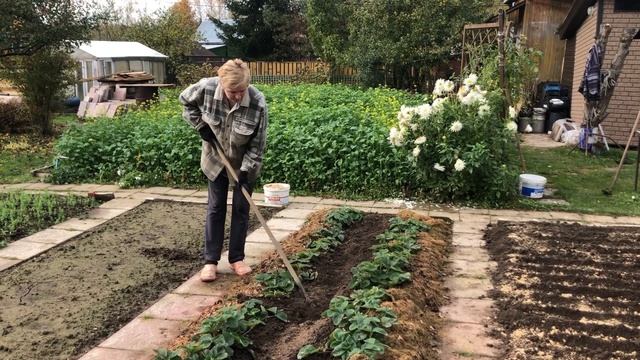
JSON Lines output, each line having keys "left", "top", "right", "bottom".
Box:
{"left": 546, "top": 211, "right": 584, "bottom": 221}
{"left": 318, "top": 198, "right": 348, "bottom": 205}
{"left": 165, "top": 188, "right": 198, "bottom": 197}
{"left": 252, "top": 192, "right": 265, "bottom": 201}
{"left": 70, "top": 184, "right": 102, "bottom": 192}
{"left": 441, "top": 298, "right": 495, "bottom": 325}
{"left": 140, "top": 187, "right": 173, "bottom": 195}
{"left": 244, "top": 242, "right": 277, "bottom": 258}
{"left": 444, "top": 277, "right": 492, "bottom": 299}
{"left": 370, "top": 201, "right": 404, "bottom": 209}
{"left": 265, "top": 218, "right": 306, "bottom": 231}
{"left": 343, "top": 200, "right": 376, "bottom": 207}
{"left": 87, "top": 208, "right": 128, "bottom": 220}
{"left": 23, "top": 182, "right": 52, "bottom": 190}
{"left": 452, "top": 233, "right": 486, "bottom": 248}
{"left": 141, "top": 293, "right": 222, "bottom": 321}
{"left": 99, "top": 317, "right": 187, "bottom": 351}
{"left": 429, "top": 210, "right": 458, "bottom": 220}
{"left": 288, "top": 202, "right": 316, "bottom": 210}
{"left": 0, "top": 240, "right": 54, "bottom": 260}
{"left": 192, "top": 191, "right": 209, "bottom": 198}
{"left": 4, "top": 183, "right": 28, "bottom": 190}
{"left": 245, "top": 228, "right": 290, "bottom": 243}
{"left": 459, "top": 208, "right": 492, "bottom": 216}
{"left": 172, "top": 273, "right": 227, "bottom": 297}
{"left": 441, "top": 322, "right": 501, "bottom": 358}
{"left": 450, "top": 259, "right": 495, "bottom": 279}
{"left": 453, "top": 220, "right": 489, "bottom": 234}
{"left": 174, "top": 197, "right": 208, "bottom": 204}
{"left": 368, "top": 208, "right": 401, "bottom": 215}
{"left": 450, "top": 246, "right": 491, "bottom": 262}
{"left": 45, "top": 184, "right": 75, "bottom": 191}
{"left": 99, "top": 198, "right": 145, "bottom": 210}
{"left": 79, "top": 347, "right": 153, "bottom": 360}
{"left": 289, "top": 196, "right": 322, "bottom": 203}
{"left": 0, "top": 257, "right": 21, "bottom": 271}
{"left": 20, "top": 228, "right": 83, "bottom": 245}
{"left": 273, "top": 208, "right": 314, "bottom": 219}
{"left": 313, "top": 204, "right": 339, "bottom": 210}
{"left": 441, "top": 352, "right": 496, "bottom": 360}
{"left": 92, "top": 184, "right": 121, "bottom": 192}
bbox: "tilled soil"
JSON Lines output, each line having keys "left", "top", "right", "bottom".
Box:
{"left": 230, "top": 211, "right": 452, "bottom": 360}
{"left": 486, "top": 221, "right": 640, "bottom": 360}
{"left": 0, "top": 200, "right": 275, "bottom": 360}
{"left": 235, "top": 213, "right": 391, "bottom": 360}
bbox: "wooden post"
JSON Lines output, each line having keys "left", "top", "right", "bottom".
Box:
{"left": 498, "top": 9, "right": 506, "bottom": 113}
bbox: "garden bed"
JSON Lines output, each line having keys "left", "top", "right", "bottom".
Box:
{"left": 166, "top": 210, "right": 452, "bottom": 360}
{"left": 0, "top": 200, "right": 276, "bottom": 360}
{"left": 486, "top": 221, "right": 640, "bottom": 359}
{"left": 0, "top": 192, "right": 98, "bottom": 247}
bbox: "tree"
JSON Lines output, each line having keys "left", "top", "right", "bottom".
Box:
{"left": 0, "top": 0, "right": 103, "bottom": 58}
{"left": 1, "top": 49, "right": 76, "bottom": 135}
{"left": 306, "top": 0, "right": 495, "bottom": 89}
{"left": 212, "top": 0, "right": 313, "bottom": 60}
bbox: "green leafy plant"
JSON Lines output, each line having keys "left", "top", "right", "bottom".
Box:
{"left": 389, "top": 75, "right": 519, "bottom": 206}
{"left": 0, "top": 192, "right": 97, "bottom": 247}
{"left": 50, "top": 85, "right": 422, "bottom": 198}
{"left": 155, "top": 299, "right": 287, "bottom": 360}
{"left": 256, "top": 208, "right": 363, "bottom": 296}
{"left": 297, "top": 344, "right": 321, "bottom": 359}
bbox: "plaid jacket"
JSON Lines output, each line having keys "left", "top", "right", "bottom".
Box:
{"left": 179, "top": 77, "right": 268, "bottom": 183}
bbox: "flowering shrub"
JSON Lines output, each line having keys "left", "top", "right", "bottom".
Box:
{"left": 389, "top": 75, "right": 519, "bottom": 204}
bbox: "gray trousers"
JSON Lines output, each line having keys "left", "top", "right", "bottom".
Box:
{"left": 204, "top": 171, "right": 254, "bottom": 264}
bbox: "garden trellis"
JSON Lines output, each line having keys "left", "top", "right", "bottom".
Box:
{"left": 460, "top": 22, "right": 500, "bottom": 75}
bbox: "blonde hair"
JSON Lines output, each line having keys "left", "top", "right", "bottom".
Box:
{"left": 217, "top": 59, "right": 251, "bottom": 89}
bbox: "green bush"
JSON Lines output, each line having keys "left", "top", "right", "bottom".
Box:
{"left": 389, "top": 76, "right": 519, "bottom": 205}
{"left": 50, "top": 85, "right": 423, "bottom": 198}
{"left": 0, "top": 99, "right": 33, "bottom": 133}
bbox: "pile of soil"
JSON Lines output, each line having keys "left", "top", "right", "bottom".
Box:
{"left": 0, "top": 200, "right": 275, "bottom": 360}
{"left": 486, "top": 221, "right": 640, "bottom": 360}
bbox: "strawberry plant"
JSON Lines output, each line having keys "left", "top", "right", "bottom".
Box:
{"left": 154, "top": 299, "right": 287, "bottom": 360}
{"left": 256, "top": 208, "right": 363, "bottom": 296}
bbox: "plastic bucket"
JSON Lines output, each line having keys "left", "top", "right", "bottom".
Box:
{"left": 519, "top": 174, "right": 547, "bottom": 199}
{"left": 263, "top": 183, "right": 290, "bottom": 206}
{"left": 531, "top": 108, "right": 546, "bottom": 133}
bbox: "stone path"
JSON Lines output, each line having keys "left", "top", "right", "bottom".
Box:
{"left": 1, "top": 182, "right": 639, "bottom": 359}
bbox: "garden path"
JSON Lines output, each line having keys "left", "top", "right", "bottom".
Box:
{"left": 0, "top": 182, "right": 638, "bottom": 359}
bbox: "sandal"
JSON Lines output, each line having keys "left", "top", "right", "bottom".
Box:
{"left": 230, "top": 261, "right": 252, "bottom": 276}
{"left": 199, "top": 264, "right": 217, "bottom": 282}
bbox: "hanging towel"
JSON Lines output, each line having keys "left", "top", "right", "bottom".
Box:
{"left": 578, "top": 43, "right": 602, "bottom": 101}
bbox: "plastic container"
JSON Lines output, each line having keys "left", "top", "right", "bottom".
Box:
{"left": 518, "top": 117, "right": 531, "bottom": 133}
{"left": 263, "top": 183, "right": 290, "bottom": 206}
{"left": 519, "top": 174, "right": 547, "bottom": 199}
{"left": 531, "top": 108, "right": 546, "bottom": 133}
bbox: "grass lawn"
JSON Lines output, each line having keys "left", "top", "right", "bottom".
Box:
{"left": 515, "top": 146, "right": 640, "bottom": 216}
{"left": 0, "top": 114, "right": 79, "bottom": 184}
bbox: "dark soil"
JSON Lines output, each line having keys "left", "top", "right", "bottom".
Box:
{"left": 486, "top": 221, "right": 640, "bottom": 360}
{"left": 229, "top": 212, "right": 453, "bottom": 360}
{"left": 0, "top": 200, "right": 275, "bottom": 360}
{"left": 235, "top": 213, "right": 391, "bottom": 360}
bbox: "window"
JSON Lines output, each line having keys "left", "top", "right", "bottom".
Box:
{"left": 614, "top": 0, "right": 640, "bottom": 11}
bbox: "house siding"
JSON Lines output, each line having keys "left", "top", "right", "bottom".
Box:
{"left": 600, "top": 0, "right": 640, "bottom": 143}
{"left": 570, "top": 2, "right": 599, "bottom": 123}
{"left": 562, "top": 37, "right": 576, "bottom": 92}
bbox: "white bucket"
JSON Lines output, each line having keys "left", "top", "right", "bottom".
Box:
{"left": 519, "top": 174, "right": 547, "bottom": 199}
{"left": 263, "top": 183, "right": 290, "bottom": 206}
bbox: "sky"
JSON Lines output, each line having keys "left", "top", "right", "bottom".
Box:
{"left": 99, "top": 0, "right": 179, "bottom": 15}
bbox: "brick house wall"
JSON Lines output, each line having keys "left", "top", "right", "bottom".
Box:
{"left": 570, "top": 3, "right": 598, "bottom": 123}
{"left": 600, "top": 0, "right": 640, "bottom": 144}
{"left": 568, "top": 0, "right": 640, "bottom": 144}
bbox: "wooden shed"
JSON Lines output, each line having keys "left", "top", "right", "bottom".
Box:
{"left": 71, "top": 41, "right": 168, "bottom": 99}
{"left": 503, "top": 0, "right": 574, "bottom": 82}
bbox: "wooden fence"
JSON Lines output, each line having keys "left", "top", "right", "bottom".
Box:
{"left": 245, "top": 61, "right": 359, "bottom": 85}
